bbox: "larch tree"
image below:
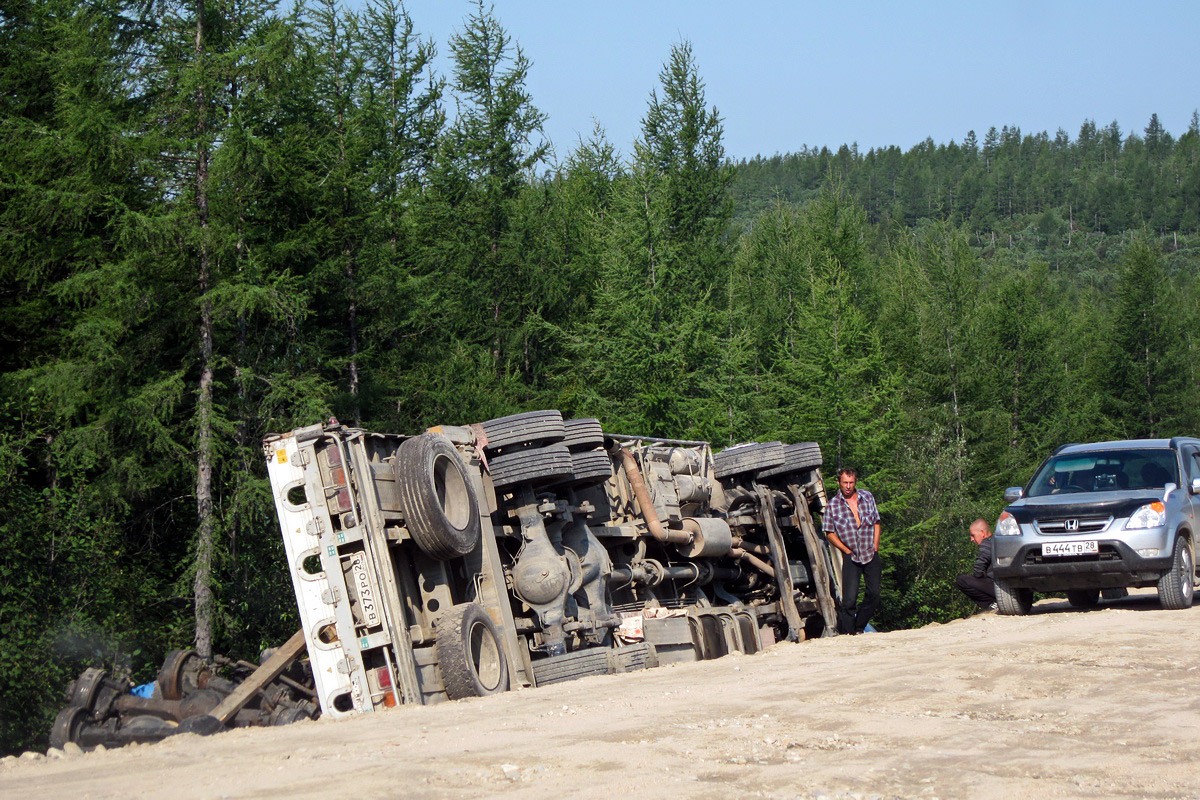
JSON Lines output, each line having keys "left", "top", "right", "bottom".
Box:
{"left": 572, "top": 41, "right": 734, "bottom": 438}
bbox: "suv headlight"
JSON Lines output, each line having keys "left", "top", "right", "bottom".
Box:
{"left": 995, "top": 511, "right": 1021, "bottom": 536}
{"left": 1126, "top": 501, "right": 1166, "bottom": 530}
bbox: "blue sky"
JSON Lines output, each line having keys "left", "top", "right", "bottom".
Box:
{"left": 363, "top": 1, "right": 1200, "bottom": 162}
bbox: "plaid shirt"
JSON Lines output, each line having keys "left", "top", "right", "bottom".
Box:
{"left": 822, "top": 488, "right": 880, "bottom": 564}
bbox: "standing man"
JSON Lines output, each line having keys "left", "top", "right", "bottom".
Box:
{"left": 823, "top": 467, "right": 882, "bottom": 634}
{"left": 954, "top": 519, "right": 996, "bottom": 610}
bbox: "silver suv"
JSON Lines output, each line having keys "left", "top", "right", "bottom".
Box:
{"left": 993, "top": 438, "right": 1200, "bottom": 615}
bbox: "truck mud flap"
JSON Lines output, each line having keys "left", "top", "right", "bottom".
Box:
{"left": 688, "top": 609, "right": 761, "bottom": 660}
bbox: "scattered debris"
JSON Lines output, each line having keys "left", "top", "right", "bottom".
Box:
{"left": 49, "top": 636, "right": 319, "bottom": 751}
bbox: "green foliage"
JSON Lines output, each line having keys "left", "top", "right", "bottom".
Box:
{"left": 565, "top": 43, "right": 734, "bottom": 439}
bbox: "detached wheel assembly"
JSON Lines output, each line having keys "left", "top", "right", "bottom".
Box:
{"left": 435, "top": 603, "right": 510, "bottom": 700}
{"left": 68, "top": 667, "right": 108, "bottom": 711}
{"left": 157, "top": 650, "right": 208, "bottom": 701}
{"left": 396, "top": 433, "right": 482, "bottom": 560}
{"left": 49, "top": 705, "right": 89, "bottom": 750}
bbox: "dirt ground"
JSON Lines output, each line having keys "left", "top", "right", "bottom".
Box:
{"left": 6, "top": 589, "right": 1200, "bottom": 800}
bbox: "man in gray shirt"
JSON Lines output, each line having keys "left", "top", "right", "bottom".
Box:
{"left": 954, "top": 518, "right": 995, "bottom": 610}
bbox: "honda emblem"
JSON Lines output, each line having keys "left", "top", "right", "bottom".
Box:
{"left": 1065, "top": 518, "right": 1079, "bottom": 532}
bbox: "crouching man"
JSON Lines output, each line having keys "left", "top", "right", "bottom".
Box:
{"left": 955, "top": 519, "right": 996, "bottom": 611}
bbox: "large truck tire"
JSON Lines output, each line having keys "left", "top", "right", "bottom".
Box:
{"left": 435, "top": 603, "right": 510, "bottom": 700}
{"left": 563, "top": 418, "right": 605, "bottom": 451}
{"left": 565, "top": 449, "right": 614, "bottom": 487}
{"left": 714, "top": 441, "right": 786, "bottom": 479}
{"left": 531, "top": 648, "right": 611, "bottom": 686}
{"left": 480, "top": 410, "right": 565, "bottom": 452}
{"left": 758, "top": 442, "right": 823, "bottom": 479}
{"left": 396, "top": 434, "right": 481, "bottom": 560}
{"left": 489, "top": 443, "right": 574, "bottom": 488}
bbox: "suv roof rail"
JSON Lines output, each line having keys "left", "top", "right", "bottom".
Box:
{"left": 1051, "top": 443, "right": 1079, "bottom": 455}
{"left": 1169, "top": 435, "right": 1199, "bottom": 449}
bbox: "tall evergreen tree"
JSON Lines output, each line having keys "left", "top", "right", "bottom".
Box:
{"left": 570, "top": 42, "right": 733, "bottom": 437}
{"left": 1105, "top": 234, "right": 1181, "bottom": 436}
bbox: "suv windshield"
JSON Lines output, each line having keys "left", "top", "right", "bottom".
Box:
{"left": 1026, "top": 449, "right": 1178, "bottom": 498}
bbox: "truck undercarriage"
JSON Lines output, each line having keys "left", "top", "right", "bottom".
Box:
{"left": 264, "top": 412, "right": 840, "bottom": 716}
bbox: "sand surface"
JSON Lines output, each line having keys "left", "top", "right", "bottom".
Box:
{"left": 5, "top": 589, "right": 1199, "bottom": 799}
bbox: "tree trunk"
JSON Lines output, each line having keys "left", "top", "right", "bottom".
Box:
{"left": 192, "top": 0, "right": 216, "bottom": 660}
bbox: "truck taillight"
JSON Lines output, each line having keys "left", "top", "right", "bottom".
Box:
{"left": 375, "top": 666, "right": 397, "bottom": 707}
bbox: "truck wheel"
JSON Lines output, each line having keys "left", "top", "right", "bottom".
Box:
{"left": 1157, "top": 537, "right": 1195, "bottom": 610}
{"left": 563, "top": 418, "right": 605, "bottom": 451}
{"left": 714, "top": 441, "right": 786, "bottom": 479}
{"left": 565, "top": 449, "right": 613, "bottom": 487}
{"left": 68, "top": 667, "right": 109, "bottom": 711}
{"left": 758, "top": 442, "right": 823, "bottom": 479}
{"left": 488, "top": 443, "right": 574, "bottom": 488}
{"left": 396, "top": 434, "right": 481, "bottom": 560}
{"left": 995, "top": 578, "right": 1033, "bottom": 616}
{"left": 435, "top": 603, "right": 509, "bottom": 700}
{"left": 49, "top": 706, "right": 88, "bottom": 749}
{"left": 1066, "top": 589, "right": 1100, "bottom": 608}
{"left": 157, "top": 650, "right": 208, "bottom": 701}
{"left": 480, "top": 410, "right": 565, "bottom": 452}
{"left": 531, "top": 648, "right": 611, "bottom": 686}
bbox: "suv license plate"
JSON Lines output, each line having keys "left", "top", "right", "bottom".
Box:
{"left": 1042, "top": 541, "right": 1099, "bottom": 557}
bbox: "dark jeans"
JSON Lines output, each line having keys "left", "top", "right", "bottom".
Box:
{"left": 838, "top": 553, "right": 882, "bottom": 634}
{"left": 955, "top": 573, "right": 996, "bottom": 606}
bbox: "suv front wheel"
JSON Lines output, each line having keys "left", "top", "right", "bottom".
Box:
{"left": 1157, "top": 537, "right": 1195, "bottom": 610}
{"left": 995, "top": 577, "right": 1033, "bottom": 616}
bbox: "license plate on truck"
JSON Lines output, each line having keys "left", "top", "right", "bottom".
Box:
{"left": 1042, "top": 541, "right": 1099, "bottom": 557}
{"left": 348, "top": 551, "right": 381, "bottom": 627}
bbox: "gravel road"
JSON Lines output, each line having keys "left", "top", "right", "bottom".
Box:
{"left": 6, "top": 589, "right": 1199, "bottom": 799}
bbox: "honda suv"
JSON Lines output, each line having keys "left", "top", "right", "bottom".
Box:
{"left": 992, "top": 438, "right": 1200, "bottom": 615}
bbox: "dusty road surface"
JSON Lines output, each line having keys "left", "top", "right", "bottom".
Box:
{"left": 6, "top": 590, "right": 1200, "bottom": 799}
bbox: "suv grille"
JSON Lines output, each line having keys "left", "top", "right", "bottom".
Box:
{"left": 1034, "top": 515, "right": 1112, "bottom": 535}
{"left": 1023, "top": 544, "right": 1122, "bottom": 566}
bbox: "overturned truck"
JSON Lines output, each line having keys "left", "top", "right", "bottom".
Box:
{"left": 264, "top": 412, "right": 839, "bottom": 717}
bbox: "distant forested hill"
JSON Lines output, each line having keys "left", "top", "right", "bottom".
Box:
{"left": 733, "top": 114, "right": 1200, "bottom": 237}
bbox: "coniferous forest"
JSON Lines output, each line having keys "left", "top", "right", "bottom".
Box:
{"left": 3, "top": 0, "right": 1200, "bottom": 754}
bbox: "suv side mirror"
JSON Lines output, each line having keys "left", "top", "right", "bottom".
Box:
{"left": 1003, "top": 487, "right": 1024, "bottom": 503}
{"left": 1191, "top": 477, "right": 1200, "bottom": 495}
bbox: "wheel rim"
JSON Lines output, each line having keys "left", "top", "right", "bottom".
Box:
{"left": 1182, "top": 545, "right": 1194, "bottom": 602}
{"left": 468, "top": 620, "right": 504, "bottom": 692}
{"left": 432, "top": 453, "right": 471, "bottom": 531}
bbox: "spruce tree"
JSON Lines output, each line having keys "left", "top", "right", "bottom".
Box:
{"left": 570, "top": 42, "right": 733, "bottom": 437}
